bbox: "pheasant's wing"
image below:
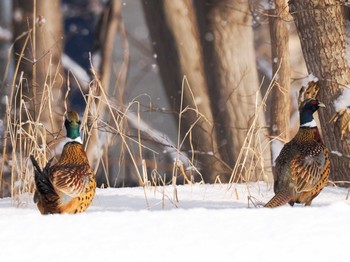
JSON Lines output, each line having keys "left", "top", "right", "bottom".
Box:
{"left": 274, "top": 142, "right": 295, "bottom": 183}
{"left": 50, "top": 164, "right": 93, "bottom": 197}
{"left": 31, "top": 156, "right": 58, "bottom": 202}
{"left": 290, "top": 144, "right": 326, "bottom": 193}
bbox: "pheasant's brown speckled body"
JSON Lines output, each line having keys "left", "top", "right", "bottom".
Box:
{"left": 31, "top": 111, "right": 96, "bottom": 214}
{"left": 265, "top": 99, "right": 330, "bottom": 208}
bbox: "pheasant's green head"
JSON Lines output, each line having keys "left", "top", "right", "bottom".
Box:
{"left": 299, "top": 98, "right": 325, "bottom": 127}
{"left": 65, "top": 111, "right": 81, "bottom": 141}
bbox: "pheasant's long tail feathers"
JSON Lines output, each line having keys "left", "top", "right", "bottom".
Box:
{"left": 265, "top": 190, "right": 293, "bottom": 208}
{"left": 30, "top": 155, "right": 43, "bottom": 174}
{"left": 30, "top": 156, "right": 58, "bottom": 204}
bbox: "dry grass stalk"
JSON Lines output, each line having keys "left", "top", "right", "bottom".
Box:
{"left": 226, "top": 65, "right": 283, "bottom": 199}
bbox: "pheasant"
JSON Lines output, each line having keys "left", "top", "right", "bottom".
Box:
{"left": 265, "top": 98, "right": 330, "bottom": 208}
{"left": 31, "top": 111, "right": 96, "bottom": 214}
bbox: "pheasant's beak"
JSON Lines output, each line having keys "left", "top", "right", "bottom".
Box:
{"left": 318, "top": 102, "right": 326, "bottom": 108}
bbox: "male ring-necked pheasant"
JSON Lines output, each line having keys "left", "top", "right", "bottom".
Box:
{"left": 265, "top": 98, "right": 330, "bottom": 208}
{"left": 31, "top": 111, "right": 96, "bottom": 214}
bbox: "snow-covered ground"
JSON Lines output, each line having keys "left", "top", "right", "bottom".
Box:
{"left": 0, "top": 183, "right": 349, "bottom": 262}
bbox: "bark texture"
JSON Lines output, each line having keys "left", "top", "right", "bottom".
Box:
{"left": 13, "top": 0, "right": 64, "bottom": 134}
{"left": 195, "top": 0, "right": 272, "bottom": 182}
{"left": 142, "top": 0, "right": 230, "bottom": 183}
{"left": 290, "top": 0, "right": 350, "bottom": 182}
{"left": 269, "top": 0, "right": 291, "bottom": 141}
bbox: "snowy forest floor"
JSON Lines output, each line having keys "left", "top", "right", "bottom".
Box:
{"left": 0, "top": 183, "right": 349, "bottom": 262}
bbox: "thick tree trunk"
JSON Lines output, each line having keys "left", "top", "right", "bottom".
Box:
{"left": 269, "top": 0, "right": 291, "bottom": 141}
{"left": 269, "top": 0, "right": 291, "bottom": 178}
{"left": 195, "top": 0, "right": 272, "bottom": 182}
{"left": 290, "top": 0, "right": 350, "bottom": 182}
{"left": 13, "top": 0, "right": 64, "bottom": 135}
{"left": 142, "top": 0, "right": 230, "bottom": 183}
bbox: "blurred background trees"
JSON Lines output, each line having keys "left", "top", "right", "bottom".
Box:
{"left": 1, "top": 0, "right": 350, "bottom": 197}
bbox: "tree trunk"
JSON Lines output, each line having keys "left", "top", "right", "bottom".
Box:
{"left": 0, "top": 0, "right": 13, "bottom": 108}
{"left": 289, "top": 0, "right": 350, "bottom": 183}
{"left": 0, "top": 0, "right": 13, "bottom": 197}
{"left": 269, "top": 0, "right": 291, "bottom": 142}
{"left": 195, "top": 0, "right": 272, "bottom": 182}
{"left": 85, "top": 0, "right": 122, "bottom": 171}
{"left": 142, "top": 0, "right": 230, "bottom": 183}
{"left": 268, "top": 0, "right": 291, "bottom": 175}
{"left": 0, "top": 0, "right": 13, "bottom": 130}
{"left": 13, "top": 0, "right": 64, "bottom": 135}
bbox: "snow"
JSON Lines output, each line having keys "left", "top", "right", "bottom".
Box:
{"left": 0, "top": 183, "right": 350, "bottom": 262}
{"left": 61, "top": 53, "right": 91, "bottom": 89}
{"left": 271, "top": 139, "right": 284, "bottom": 166}
{"left": 151, "top": 63, "right": 158, "bottom": 72}
{"left": 205, "top": 32, "right": 214, "bottom": 42}
{"left": 259, "top": 0, "right": 275, "bottom": 10}
{"left": 257, "top": 57, "right": 272, "bottom": 79}
{"left": 0, "top": 26, "right": 12, "bottom": 40}
{"left": 301, "top": 73, "right": 318, "bottom": 88}
{"left": 333, "top": 87, "right": 350, "bottom": 112}
{"left": 331, "top": 150, "right": 350, "bottom": 159}
{"left": 331, "top": 150, "right": 343, "bottom": 157}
